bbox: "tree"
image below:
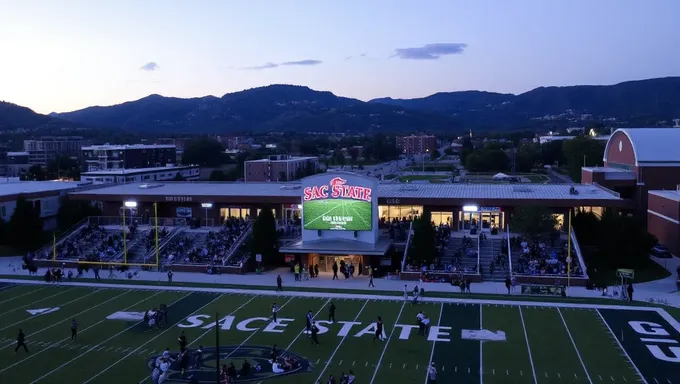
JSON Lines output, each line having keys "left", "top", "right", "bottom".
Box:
{"left": 596, "top": 210, "right": 656, "bottom": 269}
{"left": 465, "top": 148, "right": 510, "bottom": 172}
{"left": 47, "top": 155, "right": 81, "bottom": 180}
{"left": 7, "top": 195, "right": 44, "bottom": 248}
{"left": 514, "top": 144, "right": 540, "bottom": 173}
{"left": 332, "top": 150, "right": 345, "bottom": 166}
{"left": 279, "top": 171, "right": 287, "bottom": 182}
{"left": 444, "top": 147, "right": 455, "bottom": 156}
{"left": 26, "top": 165, "right": 46, "bottom": 181}
{"left": 182, "top": 137, "right": 225, "bottom": 167}
{"left": 409, "top": 211, "right": 437, "bottom": 265}
{"left": 459, "top": 137, "right": 474, "bottom": 165}
{"left": 540, "top": 140, "right": 566, "bottom": 167}
{"left": 561, "top": 137, "right": 605, "bottom": 182}
{"left": 430, "top": 148, "right": 441, "bottom": 160}
{"left": 56, "top": 196, "right": 102, "bottom": 232}
{"left": 510, "top": 206, "right": 557, "bottom": 240}
{"left": 208, "top": 170, "right": 226, "bottom": 181}
{"left": 173, "top": 172, "right": 185, "bottom": 181}
{"left": 348, "top": 147, "right": 360, "bottom": 164}
{"left": 251, "top": 208, "right": 279, "bottom": 266}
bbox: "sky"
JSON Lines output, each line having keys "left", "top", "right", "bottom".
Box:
{"left": 1, "top": 0, "right": 680, "bottom": 114}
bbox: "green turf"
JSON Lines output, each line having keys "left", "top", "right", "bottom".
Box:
{"left": 303, "top": 199, "right": 372, "bottom": 231}
{"left": 0, "top": 283, "right": 678, "bottom": 383}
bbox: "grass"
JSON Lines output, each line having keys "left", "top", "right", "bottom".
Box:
{"left": 0, "top": 283, "right": 677, "bottom": 383}
{"left": 302, "top": 199, "right": 372, "bottom": 231}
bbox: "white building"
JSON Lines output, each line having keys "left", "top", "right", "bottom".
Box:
{"left": 80, "top": 165, "right": 200, "bottom": 185}
{"left": 0, "top": 178, "right": 88, "bottom": 230}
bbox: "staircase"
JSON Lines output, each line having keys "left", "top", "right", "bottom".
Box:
{"left": 123, "top": 229, "right": 154, "bottom": 262}
{"left": 443, "top": 237, "right": 478, "bottom": 272}
{"left": 480, "top": 238, "right": 507, "bottom": 281}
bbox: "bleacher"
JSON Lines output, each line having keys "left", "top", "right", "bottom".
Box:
{"left": 380, "top": 218, "right": 411, "bottom": 242}
{"left": 510, "top": 235, "right": 585, "bottom": 277}
{"left": 442, "top": 236, "right": 479, "bottom": 273}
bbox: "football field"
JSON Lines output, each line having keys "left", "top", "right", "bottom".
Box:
{"left": 303, "top": 199, "right": 372, "bottom": 231}
{"left": 0, "top": 282, "right": 678, "bottom": 384}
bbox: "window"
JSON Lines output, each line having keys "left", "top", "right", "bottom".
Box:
{"left": 378, "top": 205, "right": 422, "bottom": 221}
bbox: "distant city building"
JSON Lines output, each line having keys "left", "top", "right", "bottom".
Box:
{"left": 244, "top": 155, "right": 318, "bottom": 182}
{"left": 155, "top": 138, "right": 191, "bottom": 150}
{"left": 397, "top": 135, "right": 437, "bottom": 155}
{"left": 0, "top": 177, "right": 88, "bottom": 230}
{"left": 0, "top": 143, "right": 7, "bottom": 176}
{"left": 81, "top": 144, "right": 177, "bottom": 172}
{"left": 80, "top": 165, "right": 200, "bottom": 185}
{"left": 23, "top": 136, "right": 91, "bottom": 167}
{"left": 536, "top": 135, "right": 610, "bottom": 145}
{"left": 216, "top": 136, "right": 249, "bottom": 151}
{"left": 5, "top": 152, "right": 30, "bottom": 177}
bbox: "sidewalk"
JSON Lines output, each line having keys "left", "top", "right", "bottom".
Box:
{"left": 2, "top": 256, "right": 678, "bottom": 307}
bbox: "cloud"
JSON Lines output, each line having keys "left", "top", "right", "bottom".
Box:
{"left": 244, "top": 59, "right": 322, "bottom": 70}
{"left": 140, "top": 62, "right": 160, "bottom": 71}
{"left": 392, "top": 43, "right": 467, "bottom": 60}
{"left": 345, "top": 53, "right": 367, "bottom": 61}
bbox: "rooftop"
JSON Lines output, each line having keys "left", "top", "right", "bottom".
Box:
{"left": 648, "top": 190, "right": 680, "bottom": 203}
{"left": 0, "top": 179, "right": 86, "bottom": 198}
{"left": 81, "top": 165, "right": 199, "bottom": 176}
{"left": 246, "top": 156, "right": 317, "bottom": 163}
{"left": 607, "top": 128, "right": 680, "bottom": 164}
{"left": 81, "top": 144, "right": 176, "bottom": 150}
{"left": 7, "top": 152, "right": 29, "bottom": 156}
{"left": 70, "top": 181, "right": 621, "bottom": 201}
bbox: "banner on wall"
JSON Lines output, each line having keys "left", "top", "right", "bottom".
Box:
{"left": 176, "top": 207, "right": 193, "bottom": 218}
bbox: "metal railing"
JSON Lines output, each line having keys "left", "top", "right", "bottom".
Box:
{"left": 223, "top": 222, "right": 254, "bottom": 264}
{"left": 477, "top": 232, "right": 481, "bottom": 274}
{"left": 570, "top": 228, "right": 589, "bottom": 279}
{"left": 400, "top": 221, "right": 414, "bottom": 273}
{"left": 200, "top": 218, "right": 215, "bottom": 227}
{"left": 506, "top": 225, "right": 513, "bottom": 276}
{"left": 143, "top": 225, "right": 186, "bottom": 264}
{"left": 88, "top": 216, "right": 143, "bottom": 227}
{"left": 149, "top": 217, "right": 188, "bottom": 227}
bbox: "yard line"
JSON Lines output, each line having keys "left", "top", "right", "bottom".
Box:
{"left": 0, "top": 290, "right": 132, "bottom": 349}
{"left": 0, "top": 286, "right": 47, "bottom": 306}
{"left": 83, "top": 293, "right": 224, "bottom": 384}
{"left": 369, "top": 301, "right": 406, "bottom": 384}
{"left": 135, "top": 295, "right": 265, "bottom": 384}
{"left": 0, "top": 287, "right": 76, "bottom": 319}
{"left": 0, "top": 291, "right": 164, "bottom": 374}
{"left": 479, "top": 304, "right": 483, "bottom": 382}
{"left": 595, "top": 309, "right": 648, "bottom": 384}
{"left": 423, "top": 302, "right": 443, "bottom": 384}
{"left": 518, "top": 307, "right": 538, "bottom": 384}
{"left": 0, "top": 289, "right": 101, "bottom": 332}
{"left": 28, "top": 292, "right": 192, "bottom": 384}
{"left": 282, "top": 297, "right": 331, "bottom": 351}
{"left": 315, "top": 299, "right": 369, "bottom": 383}
{"left": 0, "top": 284, "right": 15, "bottom": 291}
{"left": 557, "top": 308, "right": 593, "bottom": 384}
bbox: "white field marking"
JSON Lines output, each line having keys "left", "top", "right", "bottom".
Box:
{"left": 0, "top": 289, "right": 101, "bottom": 332}
{"left": 315, "top": 299, "right": 369, "bottom": 383}
{"left": 0, "top": 286, "right": 47, "bottom": 305}
{"left": 518, "top": 307, "right": 538, "bottom": 384}
{"left": 480, "top": 304, "right": 483, "bottom": 381}
{"left": 283, "top": 298, "right": 331, "bottom": 351}
{"left": 557, "top": 308, "right": 593, "bottom": 383}
{"left": 3, "top": 278, "right": 680, "bottom": 334}
{"left": 27, "top": 292, "right": 192, "bottom": 384}
{"left": 0, "top": 290, "right": 132, "bottom": 349}
{"left": 83, "top": 293, "right": 222, "bottom": 384}
{"left": 0, "top": 287, "right": 77, "bottom": 318}
{"left": 423, "top": 302, "right": 443, "bottom": 384}
{"left": 369, "top": 301, "right": 407, "bottom": 384}
{"left": 595, "top": 309, "right": 648, "bottom": 384}
{"left": 0, "top": 284, "right": 15, "bottom": 291}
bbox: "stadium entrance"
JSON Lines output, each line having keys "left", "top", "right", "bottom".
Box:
{"left": 311, "top": 254, "right": 363, "bottom": 273}
{"left": 458, "top": 206, "right": 505, "bottom": 232}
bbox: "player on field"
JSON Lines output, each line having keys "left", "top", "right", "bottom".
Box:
{"left": 403, "top": 284, "right": 408, "bottom": 301}
{"left": 70, "top": 319, "right": 78, "bottom": 341}
{"left": 271, "top": 302, "right": 279, "bottom": 323}
{"left": 427, "top": 362, "right": 437, "bottom": 384}
{"left": 416, "top": 311, "right": 425, "bottom": 335}
{"left": 306, "top": 310, "right": 314, "bottom": 336}
{"left": 178, "top": 330, "right": 188, "bottom": 351}
{"left": 328, "top": 302, "right": 336, "bottom": 323}
{"left": 373, "top": 316, "right": 384, "bottom": 342}
{"left": 310, "top": 321, "right": 320, "bottom": 345}
{"left": 14, "top": 328, "right": 29, "bottom": 354}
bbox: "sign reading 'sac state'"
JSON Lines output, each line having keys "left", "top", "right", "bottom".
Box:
{"left": 302, "top": 176, "right": 374, "bottom": 231}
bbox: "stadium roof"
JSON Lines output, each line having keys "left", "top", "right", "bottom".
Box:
{"left": 648, "top": 190, "right": 680, "bottom": 202}
{"left": 0, "top": 179, "right": 85, "bottom": 200}
{"left": 280, "top": 237, "right": 393, "bottom": 255}
{"left": 607, "top": 128, "right": 680, "bottom": 164}
{"left": 69, "top": 181, "right": 621, "bottom": 201}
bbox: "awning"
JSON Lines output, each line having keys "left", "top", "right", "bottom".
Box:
{"left": 280, "top": 236, "right": 393, "bottom": 256}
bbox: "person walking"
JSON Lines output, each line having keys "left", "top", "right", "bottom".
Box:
{"left": 294, "top": 263, "right": 300, "bottom": 281}
{"left": 627, "top": 283, "right": 634, "bottom": 302}
{"left": 70, "top": 319, "right": 78, "bottom": 341}
{"left": 276, "top": 274, "right": 283, "bottom": 292}
{"left": 328, "top": 302, "right": 336, "bottom": 323}
{"left": 14, "top": 329, "right": 29, "bottom": 354}
{"left": 332, "top": 262, "right": 339, "bottom": 280}
{"left": 427, "top": 362, "right": 437, "bottom": 384}
{"left": 368, "top": 270, "right": 375, "bottom": 288}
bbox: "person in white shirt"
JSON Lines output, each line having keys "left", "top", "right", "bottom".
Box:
{"left": 421, "top": 316, "right": 431, "bottom": 336}
{"left": 428, "top": 362, "right": 437, "bottom": 384}
{"left": 271, "top": 303, "right": 279, "bottom": 323}
{"left": 416, "top": 311, "right": 426, "bottom": 335}
{"left": 403, "top": 285, "right": 408, "bottom": 301}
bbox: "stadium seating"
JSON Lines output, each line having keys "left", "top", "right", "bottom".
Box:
{"left": 510, "top": 236, "right": 584, "bottom": 277}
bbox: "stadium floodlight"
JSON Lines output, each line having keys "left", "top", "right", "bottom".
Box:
{"left": 124, "top": 201, "right": 137, "bottom": 208}
{"left": 201, "top": 203, "right": 213, "bottom": 208}
{"left": 463, "top": 205, "right": 478, "bottom": 212}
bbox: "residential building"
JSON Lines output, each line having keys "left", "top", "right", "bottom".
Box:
{"left": 23, "top": 136, "right": 91, "bottom": 166}
{"left": 82, "top": 144, "right": 177, "bottom": 172}
{"left": 6, "top": 151, "right": 30, "bottom": 177}
{"left": 396, "top": 135, "right": 437, "bottom": 155}
{"left": 244, "top": 155, "right": 318, "bottom": 182}
{"left": 80, "top": 165, "right": 200, "bottom": 185}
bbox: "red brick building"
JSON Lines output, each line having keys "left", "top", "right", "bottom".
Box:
{"left": 582, "top": 128, "right": 680, "bottom": 256}
{"left": 396, "top": 135, "right": 437, "bottom": 155}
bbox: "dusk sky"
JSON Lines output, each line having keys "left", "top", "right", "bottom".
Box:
{"left": 1, "top": 0, "right": 679, "bottom": 114}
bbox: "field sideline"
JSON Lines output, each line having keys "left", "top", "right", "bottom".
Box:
{"left": 0, "top": 280, "right": 678, "bottom": 383}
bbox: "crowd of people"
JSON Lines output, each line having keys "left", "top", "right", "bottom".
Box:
{"left": 42, "top": 223, "right": 128, "bottom": 262}
{"left": 380, "top": 217, "right": 411, "bottom": 242}
{"left": 512, "top": 237, "right": 583, "bottom": 276}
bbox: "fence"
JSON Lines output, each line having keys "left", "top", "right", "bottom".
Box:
{"left": 477, "top": 232, "right": 481, "bottom": 274}
{"left": 143, "top": 225, "right": 186, "bottom": 264}
{"left": 88, "top": 216, "right": 143, "bottom": 227}
{"left": 570, "top": 228, "right": 589, "bottom": 279}
{"left": 506, "top": 224, "right": 513, "bottom": 275}
{"left": 223, "top": 222, "right": 254, "bottom": 265}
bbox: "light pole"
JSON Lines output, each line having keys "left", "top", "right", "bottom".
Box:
{"left": 201, "top": 203, "right": 213, "bottom": 226}
{"left": 422, "top": 149, "right": 429, "bottom": 172}
{"left": 123, "top": 201, "right": 137, "bottom": 264}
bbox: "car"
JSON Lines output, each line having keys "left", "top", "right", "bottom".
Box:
{"left": 651, "top": 244, "right": 673, "bottom": 258}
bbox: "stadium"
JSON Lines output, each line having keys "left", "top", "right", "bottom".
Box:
{"left": 1, "top": 128, "right": 679, "bottom": 383}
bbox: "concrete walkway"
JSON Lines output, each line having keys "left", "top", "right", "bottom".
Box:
{"left": 3, "top": 256, "right": 679, "bottom": 308}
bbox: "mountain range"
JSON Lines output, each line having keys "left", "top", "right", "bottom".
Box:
{"left": 3, "top": 77, "right": 680, "bottom": 134}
